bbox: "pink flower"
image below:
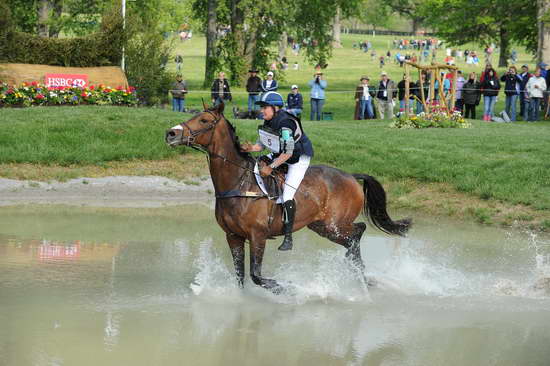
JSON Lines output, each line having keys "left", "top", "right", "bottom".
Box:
{"left": 36, "top": 94, "right": 45, "bottom": 100}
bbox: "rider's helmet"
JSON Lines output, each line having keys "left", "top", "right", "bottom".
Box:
{"left": 256, "top": 91, "right": 284, "bottom": 107}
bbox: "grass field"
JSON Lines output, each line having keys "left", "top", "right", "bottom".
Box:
{"left": 170, "top": 33, "right": 539, "bottom": 120}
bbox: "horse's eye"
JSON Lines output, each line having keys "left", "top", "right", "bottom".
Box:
{"left": 200, "top": 119, "right": 209, "bottom": 124}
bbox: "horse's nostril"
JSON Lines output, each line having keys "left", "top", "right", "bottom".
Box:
{"left": 168, "top": 131, "right": 176, "bottom": 137}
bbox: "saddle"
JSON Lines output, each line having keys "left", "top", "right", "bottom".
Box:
{"left": 255, "top": 156, "right": 287, "bottom": 201}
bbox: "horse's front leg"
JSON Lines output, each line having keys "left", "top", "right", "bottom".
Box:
{"left": 249, "top": 235, "right": 283, "bottom": 294}
{"left": 227, "top": 233, "right": 245, "bottom": 287}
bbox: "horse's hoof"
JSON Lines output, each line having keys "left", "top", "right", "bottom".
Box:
{"left": 364, "top": 275, "right": 378, "bottom": 287}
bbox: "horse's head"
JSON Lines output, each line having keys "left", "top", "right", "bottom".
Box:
{"left": 165, "top": 103, "right": 225, "bottom": 148}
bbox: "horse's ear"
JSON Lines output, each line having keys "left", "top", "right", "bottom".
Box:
{"left": 201, "top": 98, "right": 209, "bottom": 111}
{"left": 215, "top": 101, "right": 225, "bottom": 114}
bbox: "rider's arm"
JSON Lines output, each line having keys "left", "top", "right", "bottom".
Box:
{"left": 269, "top": 127, "right": 294, "bottom": 168}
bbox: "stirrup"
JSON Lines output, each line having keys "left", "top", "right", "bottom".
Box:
{"left": 278, "top": 235, "right": 293, "bottom": 251}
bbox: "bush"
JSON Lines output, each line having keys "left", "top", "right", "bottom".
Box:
{"left": 0, "top": 2, "right": 123, "bottom": 67}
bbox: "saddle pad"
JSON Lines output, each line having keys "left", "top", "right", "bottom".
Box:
{"left": 254, "top": 162, "right": 284, "bottom": 203}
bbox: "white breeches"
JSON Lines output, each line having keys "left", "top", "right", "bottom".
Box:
{"left": 283, "top": 155, "right": 311, "bottom": 202}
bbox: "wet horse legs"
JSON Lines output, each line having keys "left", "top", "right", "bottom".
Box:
{"left": 227, "top": 233, "right": 245, "bottom": 287}
{"left": 249, "top": 236, "right": 283, "bottom": 294}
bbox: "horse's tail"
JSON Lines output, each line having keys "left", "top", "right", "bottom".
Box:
{"left": 353, "top": 174, "right": 412, "bottom": 236}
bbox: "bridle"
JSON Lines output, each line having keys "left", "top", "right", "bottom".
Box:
{"left": 178, "top": 109, "right": 221, "bottom": 151}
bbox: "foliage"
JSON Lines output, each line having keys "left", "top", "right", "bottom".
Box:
{"left": 0, "top": 1, "right": 124, "bottom": 66}
{"left": 390, "top": 107, "right": 472, "bottom": 128}
{"left": 124, "top": 2, "right": 174, "bottom": 105}
{"left": 0, "top": 81, "right": 137, "bottom": 107}
{"left": 419, "top": 0, "right": 538, "bottom": 55}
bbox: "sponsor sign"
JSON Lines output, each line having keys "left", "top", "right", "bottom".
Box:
{"left": 45, "top": 73, "right": 89, "bottom": 89}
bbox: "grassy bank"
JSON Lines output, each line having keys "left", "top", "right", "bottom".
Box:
{"left": 1, "top": 106, "right": 549, "bottom": 230}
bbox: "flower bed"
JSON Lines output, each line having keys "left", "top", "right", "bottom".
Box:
{"left": 390, "top": 106, "right": 472, "bottom": 129}
{"left": 0, "top": 81, "right": 137, "bottom": 107}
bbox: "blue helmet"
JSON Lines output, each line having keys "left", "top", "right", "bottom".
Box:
{"left": 256, "top": 91, "right": 284, "bottom": 107}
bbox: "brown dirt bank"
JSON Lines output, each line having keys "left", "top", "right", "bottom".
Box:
{"left": 0, "top": 157, "right": 548, "bottom": 231}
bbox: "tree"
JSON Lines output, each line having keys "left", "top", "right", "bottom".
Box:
{"left": 538, "top": 0, "right": 550, "bottom": 63}
{"left": 384, "top": 0, "right": 426, "bottom": 34}
{"left": 420, "top": 0, "right": 537, "bottom": 67}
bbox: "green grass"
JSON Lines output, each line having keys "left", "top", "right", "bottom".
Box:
{"left": 170, "top": 33, "right": 537, "bottom": 120}
{"left": 1, "top": 106, "right": 549, "bottom": 212}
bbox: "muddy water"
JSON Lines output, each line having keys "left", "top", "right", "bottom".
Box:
{"left": 1, "top": 205, "right": 550, "bottom": 366}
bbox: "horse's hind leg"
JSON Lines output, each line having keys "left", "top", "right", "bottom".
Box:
{"left": 308, "top": 221, "right": 367, "bottom": 271}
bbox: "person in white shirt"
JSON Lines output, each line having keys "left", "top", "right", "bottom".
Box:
{"left": 354, "top": 76, "right": 375, "bottom": 119}
{"left": 526, "top": 68, "right": 547, "bottom": 121}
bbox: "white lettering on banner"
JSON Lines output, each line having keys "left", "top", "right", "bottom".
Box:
{"left": 45, "top": 73, "right": 88, "bottom": 89}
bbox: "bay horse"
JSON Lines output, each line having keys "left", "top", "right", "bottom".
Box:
{"left": 165, "top": 103, "right": 410, "bottom": 293}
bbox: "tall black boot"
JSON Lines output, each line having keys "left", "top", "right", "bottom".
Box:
{"left": 278, "top": 199, "right": 296, "bottom": 251}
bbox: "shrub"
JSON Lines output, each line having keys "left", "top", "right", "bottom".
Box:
{"left": 390, "top": 105, "right": 472, "bottom": 129}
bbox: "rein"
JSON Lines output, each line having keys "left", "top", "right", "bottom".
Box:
{"left": 177, "top": 110, "right": 299, "bottom": 194}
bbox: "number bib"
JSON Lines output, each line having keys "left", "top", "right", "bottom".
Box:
{"left": 258, "top": 126, "right": 281, "bottom": 153}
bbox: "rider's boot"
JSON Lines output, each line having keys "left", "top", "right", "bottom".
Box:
{"left": 278, "top": 199, "right": 296, "bottom": 251}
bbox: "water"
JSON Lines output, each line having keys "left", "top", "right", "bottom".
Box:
{"left": 1, "top": 205, "right": 550, "bottom": 366}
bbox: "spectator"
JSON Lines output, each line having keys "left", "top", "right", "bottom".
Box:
{"left": 379, "top": 56, "right": 385, "bottom": 69}
{"left": 376, "top": 71, "right": 397, "bottom": 120}
{"left": 174, "top": 54, "right": 183, "bottom": 71}
{"left": 455, "top": 70, "right": 466, "bottom": 114}
{"left": 211, "top": 71, "right": 232, "bottom": 106}
{"left": 413, "top": 71, "right": 429, "bottom": 114}
{"left": 354, "top": 76, "right": 376, "bottom": 120}
{"left": 500, "top": 66, "right": 521, "bottom": 121}
{"left": 480, "top": 67, "right": 500, "bottom": 121}
{"left": 526, "top": 68, "right": 547, "bottom": 122}
{"left": 518, "top": 65, "right": 532, "bottom": 120}
{"left": 397, "top": 74, "right": 414, "bottom": 115}
{"left": 170, "top": 74, "right": 187, "bottom": 112}
{"left": 308, "top": 72, "right": 327, "bottom": 121}
{"left": 480, "top": 63, "right": 496, "bottom": 83}
{"left": 246, "top": 69, "right": 262, "bottom": 115}
{"left": 462, "top": 72, "right": 481, "bottom": 119}
{"left": 261, "top": 71, "right": 278, "bottom": 93}
{"left": 433, "top": 71, "right": 450, "bottom": 103}
{"left": 286, "top": 85, "right": 303, "bottom": 117}
{"left": 293, "top": 62, "right": 299, "bottom": 70}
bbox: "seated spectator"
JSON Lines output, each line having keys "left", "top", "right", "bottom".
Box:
{"left": 261, "top": 71, "right": 278, "bottom": 93}
{"left": 354, "top": 76, "right": 376, "bottom": 120}
{"left": 286, "top": 85, "right": 303, "bottom": 117}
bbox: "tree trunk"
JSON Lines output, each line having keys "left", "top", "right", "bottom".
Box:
{"left": 37, "top": 0, "right": 50, "bottom": 37}
{"left": 229, "top": 0, "right": 247, "bottom": 85}
{"left": 498, "top": 26, "right": 510, "bottom": 68}
{"left": 203, "top": 0, "right": 218, "bottom": 89}
{"left": 411, "top": 17, "right": 419, "bottom": 35}
{"left": 48, "top": 0, "right": 63, "bottom": 38}
{"left": 538, "top": 0, "right": 550, "bottom": 63}
{"left": 332, "top": 7, "right": 342, "bottom": 48}
{"left": 278, "top": 31, "right": 288, "bottom": 60}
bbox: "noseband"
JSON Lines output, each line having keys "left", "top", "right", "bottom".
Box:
{"left": 179, "top": 110, "right": 221, "bottom": 149}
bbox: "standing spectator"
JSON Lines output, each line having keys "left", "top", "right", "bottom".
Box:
{"left": 480, "top": 63, "right": 496, "bottom": 83}
{"left": 462, "top": 72, "right": 481, "bottom": 119}
{"left": 376, "top": 71, "right": 397, "bottom": 120}
{"left": 413, "top": 72, "right": 429, "bottom": 114}
{"left": 379, "top": 56, "right": 385, "bottom": 69}
{"left": 526, "top": 68, "right": 547, "bottom": 122}
{"left": 308, "top": 72, "right": 327, "bottom": 121}
{"left": 397, "top": 74, "right": 414, "bottom": 115}
{"left": 518, "top": 65, "right": 532, "bottom": 120}
{"left": 170, "top": 74, "right": 187, "bottom": 112}
{"left": 500, "top": 66, "right": 521, "bottom": 121}
{"left": 286, "top": 85, "right": 303, "bottom": 117}
{"left": 354, "top": 76, "right": 375, "bottom": 120}
{"left": 480, "top": 68, "right": 500, "bottom": 121}
{"left": 455, "top": 70, "right": 466, "bottom": 114}
{"left": 246, "top": 69, "right": 262, "bottom": 116}
{"left": 211, "top": 71, "right": 232, "bottom": 106}
{"left": 261, "top": 71, "right": 278, "bottom": 93}
{"left": 174, "top": 54, "right": 183, "bottom": 71}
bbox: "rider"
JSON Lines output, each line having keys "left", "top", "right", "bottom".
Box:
{"left": 240, "top": 91, "right": 314, "bottom": 251}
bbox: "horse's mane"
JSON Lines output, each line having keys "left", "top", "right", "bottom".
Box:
{"left": 205, "top": 108, "right": 252, "bottom": 161}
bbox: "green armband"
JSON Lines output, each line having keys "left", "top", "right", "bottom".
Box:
{"left": 281, "top": 128, "right": 291, "bottom": 141}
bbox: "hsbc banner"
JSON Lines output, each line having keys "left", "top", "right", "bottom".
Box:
{"left": 45, "top": 73, "right": 89, "bottom": 89}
